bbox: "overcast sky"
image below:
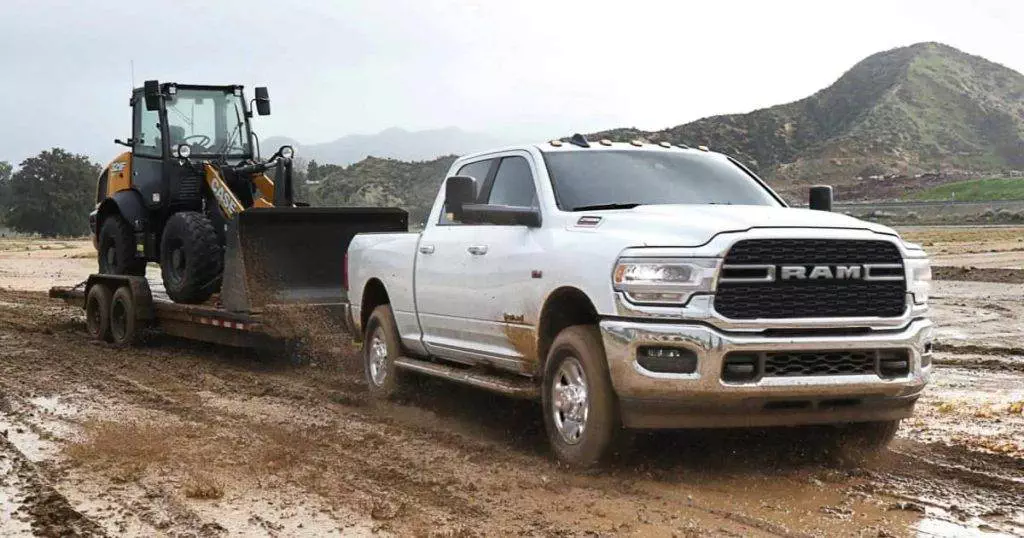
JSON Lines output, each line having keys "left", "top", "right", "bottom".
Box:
{"left": 2, "top": 0, "right": 1023, "bottom": 165}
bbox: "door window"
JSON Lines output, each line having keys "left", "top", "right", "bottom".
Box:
{"left": 438, "top": 159, "right": 493, "bottom": 225}
{"left": 133, "top": 97, "right": 162, "bottom": 158}
{"left": 487, "top": 156, "right": 537, "bottom": 207}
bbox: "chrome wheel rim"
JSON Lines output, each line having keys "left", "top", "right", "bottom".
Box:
{"left": 368, "top": 327, "right": 389, "bottom": 386}
{"left": 552, "top": 356, "right": 589, "bottom": 445}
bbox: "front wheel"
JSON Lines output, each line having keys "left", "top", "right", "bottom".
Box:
{"left": 159, "top": 211, "right": 223, "bottom": 304}
{"left": 542, "top": 325, "right": 620, "bottom": 468}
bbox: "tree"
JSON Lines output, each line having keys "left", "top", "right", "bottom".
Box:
{"left": 0, "top": 160, "right": 12, "bottom": 221}
{"left": 6, "top": 148, "right": 99, "bottom": 237}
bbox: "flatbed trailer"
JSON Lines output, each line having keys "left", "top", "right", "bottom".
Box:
{"left": 49, "top": 274, "right": 328, "bottom": 350}
{"left": 50, "top": 206, "right": 408, "bottom": 352}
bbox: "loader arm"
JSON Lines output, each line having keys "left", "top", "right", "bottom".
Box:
{"left": 204, "top": 163, "right": 246, "bottom": 219}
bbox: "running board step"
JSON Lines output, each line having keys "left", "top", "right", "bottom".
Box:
{"left": 393, "top": 356, "right": 539, "bottom": 399}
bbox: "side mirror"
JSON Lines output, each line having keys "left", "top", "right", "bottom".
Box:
{"left": 463, "top": 204, "right": 542, "bottom": 227}
{"left": 444, "top": 175, "right": 476, "bottom": 221}
{"left": 143, "top": 80, "right": 161, "bottom": 111}
{"left": 809, "top": 185, "right": 833, "bottom": 211}
{"left": 254, "top": 87, "right": 271, "bottom": 116}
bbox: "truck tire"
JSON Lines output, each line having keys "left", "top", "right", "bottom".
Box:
{"left": 838, "top": 420, "right": 900, "bottom": 457}
{"left": 85, "top": 283, "right": 112, "bottom": 342}
{"left": 363, "top": 304, "right": 405, "bottom": 399}
{"left": 160, "top": 211, "right": 222, "bottom": 304}
{"left": 109, "top": 286, "right": 143, "bottom": 346}
{"left": 542, "top": 325, "right": 620, "bottom": 468}
{"left": 98, "top": 215, "right": 145, "bottom": 276}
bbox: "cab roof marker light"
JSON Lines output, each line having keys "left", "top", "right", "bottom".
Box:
{"left": 658, "top": 141, "right": 672, "bottom": 148}
{"left": 698, "top": 145, "right": 710, "bottom": 151}
{"left": 676, "top": 143, "right": 691, "bottom": 149}
{"left": 599, "top": 139, "right": 613, "bottom": 146}
{"left": 549, "top": 139, "right": 563, "bottom": 147}
{"left": 630, "top": 139, "right": 643, "bottom": 147}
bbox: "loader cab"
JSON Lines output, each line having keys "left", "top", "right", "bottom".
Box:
{"left": 128, "top": 83, "right": 259, "bottom": 212}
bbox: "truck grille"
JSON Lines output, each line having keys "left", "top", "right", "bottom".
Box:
{"left": 714, "top": 239, "right": 906, "bottom": 319}
{"left": 722, "top": 349, "right": 910, "bottom": 381}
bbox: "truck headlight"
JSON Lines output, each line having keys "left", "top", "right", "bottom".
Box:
{"left": 613, "top": 258, "right": 719, "bottom": 305}
{"left": 905, "top": 257, "right": 931, "bottom": 305}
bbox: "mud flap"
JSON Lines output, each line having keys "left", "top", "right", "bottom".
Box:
{"left": 219, "top": 207, "right": 408, "bottom": 321}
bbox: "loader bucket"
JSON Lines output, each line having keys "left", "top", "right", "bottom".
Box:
{"left": 219, "top": 206, "right": 408, "bottom": 315}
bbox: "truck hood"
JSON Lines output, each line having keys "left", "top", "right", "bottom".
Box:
{"left": 573, "top": 204, "right": 899, "bottom": 247}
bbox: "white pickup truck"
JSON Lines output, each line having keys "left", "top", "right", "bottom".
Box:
{"left": 343, "top": 139, "right": 933, "bottom": 467}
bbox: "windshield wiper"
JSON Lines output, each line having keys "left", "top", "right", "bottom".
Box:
{"left": 215, "top": 102, "right": 244, "bottom": 162}
{"left": 570, "top": 203, "right": 642, "bottom": 212}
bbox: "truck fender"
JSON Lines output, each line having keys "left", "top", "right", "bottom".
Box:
{"left": 97, "top": 189, "right": 147, "bottom": 234}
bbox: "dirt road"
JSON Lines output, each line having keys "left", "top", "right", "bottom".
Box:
{"left": 1, "top": 230, "right": 1023, "bottom": 536}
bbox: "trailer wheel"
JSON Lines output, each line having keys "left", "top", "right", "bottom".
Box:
{"left": 98, "top": 214, "right": 146, "bottom": 276}
{"left": 109, "top": 286, "right": 142, "bottom": 346}
{"left": 85, "top": 284, "right": 113, "bottom": 342}
{"left": 160, "top": 211, "right": 222, "bottom": 304}
{"left": 363, "top": 305, "right": 405, "bottom": 399}
{"left": 542, "top": 325, "right": 621, "bottom": 468}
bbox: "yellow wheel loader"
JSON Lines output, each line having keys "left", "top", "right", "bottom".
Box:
{"left": 91, "top": 80, "right": 407, "bottom": 311}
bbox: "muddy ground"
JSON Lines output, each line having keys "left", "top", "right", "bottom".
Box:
{"left": 1, "top": 230, "right": 1023, "bottom": 536}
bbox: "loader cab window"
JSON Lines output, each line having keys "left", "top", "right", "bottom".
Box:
{"left": 438, "top": 159, "right": 494, "bottom": 225}
{"left": 133, "top": 97, "right": 162, "bottom": 158}
{"left": 164, "top": 89, "right": 251, "bottom": 158}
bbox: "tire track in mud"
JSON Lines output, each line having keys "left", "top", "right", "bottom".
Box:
{"left": 0, "top": 433, "right": 105, "bottom": 537}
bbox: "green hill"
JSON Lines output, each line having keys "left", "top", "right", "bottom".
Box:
{"left": 909, "top": 177, "right": 1024, "bottom": 201}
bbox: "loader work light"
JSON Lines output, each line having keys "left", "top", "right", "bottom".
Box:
{"left": 176, "top": 143, "right": 191, "bottom": 159}
{"left": 279, "top": 145, "right": 294, "bottom": 160}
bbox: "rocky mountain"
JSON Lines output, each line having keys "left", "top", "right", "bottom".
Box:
{"left": 264, "top": 127, "right": 518, "bottom": 166}
{"left": 591, "top": 42, "right": 1024, "bottom": 200}
{"left": 310, "top": 42, "right": 1024, "bottom": 211}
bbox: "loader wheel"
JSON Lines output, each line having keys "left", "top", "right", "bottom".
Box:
{"left": 85, "top": 283, "right": 112, "bottom": 342}
{"left": 363, "top": 305, "right": 405, "bottom": 400}
{"left": 109, "top": 286, "right": 142, "bottom": 346}
{"left": 543, "top": 325, "right": 621, "bottom": 468}
{"left": 160, "top": 212, "right": 222, "bottom": 304}
{"left": 98, "top": 215, "right": 145, "bottom": 276}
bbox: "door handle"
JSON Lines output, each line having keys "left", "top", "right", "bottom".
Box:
{"left": 419, "top": 244, "right": 435, "bottom": 254}
{"left": 467, "top": 245, "right": 488, "bottom": 255}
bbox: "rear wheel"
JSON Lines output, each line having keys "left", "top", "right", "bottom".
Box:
{"left": 363, "top": 305, "right": 405, "bottom": 400}
{"left": 542, "top": 325, "right": 620, "bottom": 468}
{"left": 85, "top": 284, "right": 112, "bottom": 342}
{"left": 98, "top": 215, "right": 145, "bottom": 276}
{"left": 160, "top": 211, "right": 222, "bottom": 304}
{"left": 109, "top": 286, "right": 143, "bottom": 346}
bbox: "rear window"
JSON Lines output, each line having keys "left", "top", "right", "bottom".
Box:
{"left": 544, "top": 150, "right": 780, "bottom": 211}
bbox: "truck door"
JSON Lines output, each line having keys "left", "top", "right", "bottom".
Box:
{"left": 415, "top": 158, "right": 496, "bottom": 364}
{"left": 457, "top": 154, "right": 547, "bottom": 373}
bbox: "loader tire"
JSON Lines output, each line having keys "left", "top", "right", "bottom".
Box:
{"left": 160, "top": 211, "right": 222, "bottom": 304}
{"left": 98, "top": 215, "right": 145, "bottom": 276}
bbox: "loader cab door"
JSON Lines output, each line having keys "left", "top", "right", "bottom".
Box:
{"left": 130, "top": 92, "right": 166, "bottom": 211}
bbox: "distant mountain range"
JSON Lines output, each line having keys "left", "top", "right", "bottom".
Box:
{"left": 263, "top": 127, "right": 522, "bottom": 166}
{"left": 306, "top": 42, "right": 1024, "bottom": 216}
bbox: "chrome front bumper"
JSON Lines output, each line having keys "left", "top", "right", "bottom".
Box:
{"left": 600, "top": 318, "right": 934, "bottom": 429}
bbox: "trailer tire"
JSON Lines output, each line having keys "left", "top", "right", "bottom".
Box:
{"left": 542, "top": 325, "right": 620, "bottom": 468}
{"left": 98, "top": 214, "right": 146, "bottom": 276}
{"left": 109, "top": 286, "right": 142, "bottom": 346}
{"left": 85, "top": 284, "right": 113, "bottom": 342}
{"left": 363, "top": 305, "right": 405, "bottom": 400}
{"left": 160, "top": 211, "right": 222, "bottom": 304}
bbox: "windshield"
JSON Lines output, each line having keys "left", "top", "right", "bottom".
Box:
{"left": 164, "top": 88, "right": 250, "bottom": 157}
{"left": 544, "top": 150, "right": 781, "bottom": 210}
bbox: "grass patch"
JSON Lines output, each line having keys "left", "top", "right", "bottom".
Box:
{"left": 909, "top": 178, "right": 1024, "bottom": 201}
{"left": 183, "top": 470, "right": 225, "bottom": 499}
